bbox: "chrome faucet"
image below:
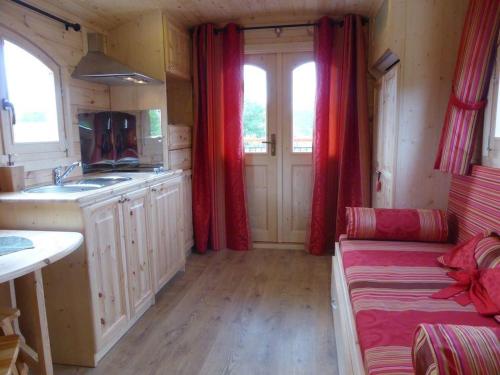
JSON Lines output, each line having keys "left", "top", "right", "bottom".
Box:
{"left": 53, "top": 161, "right": 81, "bottom": 185}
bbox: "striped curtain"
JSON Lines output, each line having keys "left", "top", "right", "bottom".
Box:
{"left": 434, "top": 0, "right": 499, "bottom": 175}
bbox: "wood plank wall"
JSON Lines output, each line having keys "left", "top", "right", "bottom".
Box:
{"left": 370, "top": 0, "right": 468, "bottom": 209}
{"left": 0, "top": 0, "right": 111, "bottom": 186}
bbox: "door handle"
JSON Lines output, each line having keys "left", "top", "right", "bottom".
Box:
{"left": 1, "top": 99, "right": 16, "bottom": 125}
{"left": 261, "top": 133, "right": 276, "bottom": 156}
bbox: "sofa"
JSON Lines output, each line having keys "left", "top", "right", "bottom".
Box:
{"left": 331, "top": 165, "right": 500, "bottom": 374}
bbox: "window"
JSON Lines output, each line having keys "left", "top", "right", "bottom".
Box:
{"left": 0, "top": 30, "right": 65, "bottom": 155}
{"left": 292, "top": 62, "right": 316, "bottom": 153}
{"left": 243, "top": 64, "right": 267, "bottom": 153}
{"left": 148, "top": 109, "right": 162, "bottom": 138}
{"left": 483, "top": 40, "right": 500, "bottom": 167}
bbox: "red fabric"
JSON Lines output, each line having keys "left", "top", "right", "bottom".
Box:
{"left": 192, "top": 24, "right": 251, "bottom": 253}
{"left": 307, "top": 15, "right": 370, "bottom": 255}
{"left": 434, "top": 0, "right": 499, "bottom": 175}
{"left": 222, "top": 24, "right": 251, "bottom": 250}
{"left": 346, "top": 207, "right": 448, "bottom": 242}
{"left": 433, "top": 232, "right": 500, "bottom": 315}
{"left": 432, "top": 269, "right": 500, "bottom": 315}
{"left": 339, "top": 238, "right": 497, "bottom": 374}
{"left": 438, "top": 232, "right": 485, "bottom": 270}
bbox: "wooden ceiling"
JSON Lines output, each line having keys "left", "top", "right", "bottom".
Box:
{"left": 45, "top": 0, "right": 384, "bottom": 30}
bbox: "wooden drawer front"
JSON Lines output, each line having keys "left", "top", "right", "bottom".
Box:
{"left": 168, "top": 125, "right": 192, "bottom": 150}
{"left": 169, "top": 148, "right": 191, "bottom": 170}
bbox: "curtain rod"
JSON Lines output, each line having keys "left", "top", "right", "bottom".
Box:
{"left": 9, "top": 0, "right": 81, "bottom": 31}
{"left": 214, "top": 16, "right": 368, "bottom": 33}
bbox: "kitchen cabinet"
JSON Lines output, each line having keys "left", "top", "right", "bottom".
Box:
{"left": 0, "top": 172, "right": 185, "bottom": 366}
{"left": 107, "top": 11, "right": 191, "bottom": 81}
{"left": 121, "top": 188, "right": 154, "bottom": 319}
{"left": 163, "top": 17, "right": 191, "bottom": 79}
{"left": 150, "top": 179, "right": 185, "bottom": 292}
{"left": 83, "top": 196, "right": 129, "bottom": 352}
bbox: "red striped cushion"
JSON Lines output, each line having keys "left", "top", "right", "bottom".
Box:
{"left": 475, "top": 234, "right": 500, "bottom": 269}
{"left": 412, "top": 324, "right": 500, "bottom": 375}
{"left": 346, "top": 207, "right": 448, "bottom": 242}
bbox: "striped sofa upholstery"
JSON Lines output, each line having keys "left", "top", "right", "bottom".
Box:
{"left": 448, "top": 165, "right": 500, "bottom": 243}
{"left": 338, "top": 165, "right": 500, "bottom": 374}
{"left": 412, "top": 324, "right": 500, "bottom": 375}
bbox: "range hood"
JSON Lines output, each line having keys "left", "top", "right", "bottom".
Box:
{"left": 72, "top": 33, "right": 163, "bottom": 85}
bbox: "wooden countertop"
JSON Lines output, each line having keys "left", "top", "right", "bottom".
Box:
{"left": 0, "top": 230, "right": 83, "bottom": 283}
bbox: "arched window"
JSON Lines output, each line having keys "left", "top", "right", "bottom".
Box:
{"left": 292, "top": 61, "right": 316, "bottom": 153}
{"left": 0, "top": 29, "right": 65, "bottom": 154}
{"left": 243, "top": 64, "right": 267, "bottom": 153}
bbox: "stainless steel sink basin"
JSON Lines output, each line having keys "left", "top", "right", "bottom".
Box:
{"left": 24, "top": 184, "right": 101, "bottom": 193}
{"left": 24, "top": 176, "right": 132, "bottom": 193}
{"left": 70, "top": 176, "right": 132, "bottom": 187}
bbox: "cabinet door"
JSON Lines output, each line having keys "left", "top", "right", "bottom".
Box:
{"left": 163, "top": 17, "right": 190, "bottom": 79}
{"left": 122, "top": 189, "right": 154, "bottom": 318}
{"left": 150, "top": 179, "right": 185, "bottom": 292}
{"left": 182, "top": 171, "right": 194, "bottom": 251}
{"left": 84, "top": 198, "right": 128, "bottom": 350}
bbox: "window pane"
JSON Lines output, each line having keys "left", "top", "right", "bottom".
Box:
{"left": 4, "top": 40, "right": 59, "bottom": 143}
{"left": 148, "top": 109, "right": 162, "bottom": 137}
{"left": 496, "top": 77, "right": 500, "bottom": 137}
{"left": 243, "top": 65, "right": 267, "bottom": 153}
{"left": 292, "top": 62, "right": 316, "bottom": 153}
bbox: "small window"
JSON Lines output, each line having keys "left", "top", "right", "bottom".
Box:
{"left": 0, "top": 30, "right": 65, "bottom": 156}
{"left": 148, "top": 109, "right": 162, "bottom": 138}
{"left": 494, "top": 76, "right": 500, "bottom": 137}
{"left": 243, "top": 65, "right": 267, "bottom": 153}
{"left": 292, "top": 62, "right": 316, "bottom": 153}
{"left": 483, "top": 40, "right": 500, "bottom": 167}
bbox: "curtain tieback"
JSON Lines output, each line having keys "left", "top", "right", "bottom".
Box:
{"left": 450, "top": 87, "right": 487, "bottom": 111}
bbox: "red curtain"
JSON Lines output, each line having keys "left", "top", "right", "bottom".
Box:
{"left": 434, "top": 0, "right": 499, "bottom": 175}
{"left": 192, "top": 23, "right": 251, "bottom": 253}
{"left": 307, "top": 15, "right": 371, "bottom": 255}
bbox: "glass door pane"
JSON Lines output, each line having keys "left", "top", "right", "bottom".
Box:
{"left": 292, "top": 62, "right": 316, "bottom": 153}
{"left": 243, "top": 64, "right": 267, "bottom": 153}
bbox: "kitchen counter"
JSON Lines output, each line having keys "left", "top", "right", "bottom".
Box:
{"left": 0, "top": 169, "right": 183, "bottom": 206}
{"left": 0, "top": 169, "right": 188, "bottom": 367}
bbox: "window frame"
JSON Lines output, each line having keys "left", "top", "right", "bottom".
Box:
{"left": 0, "top": 26, "right": 67, "bottom": 157}
{"left": 482, "top": 38, "right": 500, "bottom": 167}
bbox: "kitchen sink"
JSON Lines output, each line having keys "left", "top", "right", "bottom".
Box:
{"left": 24, "top": 176, "right": 132, "bottom": 193}
{"left": 69, "top": 176, "right": 132, "bottom": 186}
{"left": 24, "top": 184, "right": 102, "bottom": 193}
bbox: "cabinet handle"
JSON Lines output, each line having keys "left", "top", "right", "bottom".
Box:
{"left": 100, "top": 318, "right": 105, "bottom": 325}
{"left": 151, "top": 188, "right": 158, "bottom": 192}
{"left": 118, "top": 198, "right": 126, "bottom": 204}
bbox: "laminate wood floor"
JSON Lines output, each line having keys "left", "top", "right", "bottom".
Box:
{"left": 55, "top": 249, "right": 337, "bottom": 375}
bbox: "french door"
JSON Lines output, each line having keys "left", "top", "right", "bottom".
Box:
{"left": 243, "top": 52, "right": 315, "bottom": 246}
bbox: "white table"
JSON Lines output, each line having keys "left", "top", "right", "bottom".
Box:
{"left": 0, "top": 230, "right": 83, "bottom": 375}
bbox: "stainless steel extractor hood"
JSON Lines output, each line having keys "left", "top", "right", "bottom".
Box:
{"left": 72, "top": 33, "right": 163, "bottom": 85}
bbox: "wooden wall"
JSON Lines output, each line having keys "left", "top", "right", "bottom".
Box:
{"left": 0, "top": 0, "right": 111, "bottom": 186}
{"left": 370, "top": 0, "right": 468, "bottom": 209}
